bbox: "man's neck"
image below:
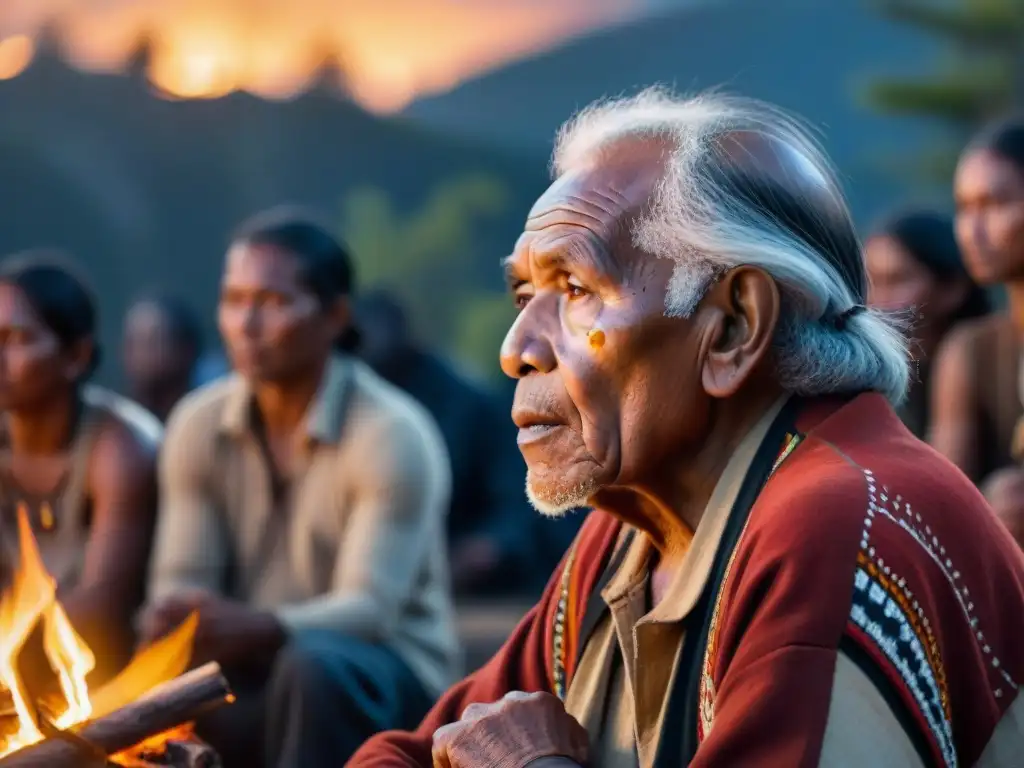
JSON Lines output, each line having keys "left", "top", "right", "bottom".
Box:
{"left": 4, "top": 392, "right": 78, "bottom": 456}
{"left": 594, "top": 385, "right": 784, "bottom": 564}
{"left": 252, "top": 358, "right": 328, "bottom": 437}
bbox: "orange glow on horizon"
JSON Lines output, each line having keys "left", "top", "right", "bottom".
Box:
{"left": 0, "top": 35, "right": 33, "bottom": 81}
{"left": 0, "top": 1, "right": 643, "bottom": 110}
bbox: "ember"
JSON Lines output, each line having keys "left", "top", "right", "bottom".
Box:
{"left": 0, "top": 504, "right": 215, "bottom": 764}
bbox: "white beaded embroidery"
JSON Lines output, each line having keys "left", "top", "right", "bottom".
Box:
{"left": 851, "top": 567, "right": 956, "bottom": 767}
{"left": 858, "top": 466, "right": 1017, "bottom": 696}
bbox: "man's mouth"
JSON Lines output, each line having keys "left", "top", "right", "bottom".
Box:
{"left": 517, "top": 423, "right": 563, "bottom": 446}
{"left": 232, "top": 345, "right": 264, "bottom": 363}
{"left": 512, "top": 409, "right": 564, "bottom": 429}
{"left": 512, "top": 411, "right": 566, "bottom": 446}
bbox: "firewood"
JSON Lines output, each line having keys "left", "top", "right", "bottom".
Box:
{"left": 118, "top": 737, "right": 222, "bottom": 768}
{"left": 0, "top": 663, "right": 232, "bottom": 768}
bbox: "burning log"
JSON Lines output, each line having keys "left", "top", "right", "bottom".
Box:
{"left": 130, "top": 737, "right": 222, "bottom": 768}
{"left": 0, "top": 662, "right": 232, "bottom": 768}
{"left": 0, "top": 505, "right": 219, "bottom": 766}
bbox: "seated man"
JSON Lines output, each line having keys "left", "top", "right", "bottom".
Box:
{"left": 350, "top": 90, "right": 1024, "bottom": 767}
{"left": 141, "top": 208, "right": 458, "bottom": 767}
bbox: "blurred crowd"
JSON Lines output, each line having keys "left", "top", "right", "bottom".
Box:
{"left": 1, "top": 108, "right": 1024, "bottom": 767}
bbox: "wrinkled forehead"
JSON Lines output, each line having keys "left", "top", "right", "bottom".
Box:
{"left": 527, "top": 129, "right": 837, "bottom": 228}
{"left": 530, "top": 139, "right": 669, "bottom": 219}
{"left": 516, "top": 138, "right": 670, "bottom": 269}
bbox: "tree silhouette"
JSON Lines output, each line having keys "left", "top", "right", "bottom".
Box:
{"left": 339, "top": 172, "right": 514, "bottom": 377}
{"left": 863, "top": 0, "right": 1024, "bottom": 183}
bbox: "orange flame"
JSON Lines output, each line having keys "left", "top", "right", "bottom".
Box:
{"left": 0, "top": 503, "right": 198, "bottom": 759}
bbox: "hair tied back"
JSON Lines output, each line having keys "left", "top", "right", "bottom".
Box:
{"left": 832, "top": 304, "right": 866, "bottom": 331}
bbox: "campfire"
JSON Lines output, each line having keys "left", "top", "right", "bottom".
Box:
{"left": 0, "top": 505, "right": 233, "bottom": 767}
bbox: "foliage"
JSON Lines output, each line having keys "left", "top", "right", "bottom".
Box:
{"left": 862, "top": 0, "right": 1024, "bottom": 184}
{"left": 453, "top": 293, "right": 518, "bottom": 379}
{"left": 339, "top": 172, "right": 515, "bottom": 377}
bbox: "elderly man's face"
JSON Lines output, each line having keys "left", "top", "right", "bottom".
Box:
{"left": 500, "top": 145, "right": 709, "bottom": 515}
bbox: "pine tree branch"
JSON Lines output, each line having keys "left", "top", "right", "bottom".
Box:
{"left": 872, "top": 0, "right": 1024, "bottom": 47}
{"left": 863, "top": 76, "right": 1006, "bottom": 123}
{"left": 858, "top": 144, "right": 961, "bottom": 189}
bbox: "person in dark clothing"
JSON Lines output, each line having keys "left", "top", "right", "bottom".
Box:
{"left": 356, "top": 289, "right": 554, "bottom": 596}
{"left": 121, "top": 294, "right": 203, "bottom": 422}
{"left": 864, "top": 209, "right": 990, "bottom": 438}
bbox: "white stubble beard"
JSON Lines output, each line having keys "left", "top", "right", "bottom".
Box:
{"left": 524, "top": 472, "right": 599, "bottom": 518}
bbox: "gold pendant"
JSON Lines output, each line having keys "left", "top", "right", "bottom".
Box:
{"left": 39, "top": 502, "right": 54, "bottom": 531}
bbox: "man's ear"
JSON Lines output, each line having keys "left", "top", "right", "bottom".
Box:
{"left": 63, "top": 337, "right": 97, "bottom": 383}
{"left": 328, "top": 296, "right": 352, "bottom": 339}
{"left": 697, "top": 266, "right": 780, "bottom": 398}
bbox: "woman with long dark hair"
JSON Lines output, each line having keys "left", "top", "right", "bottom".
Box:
{"left": 0, "top": 250, "right": 161, "bottom": 678}
{"left": 865, "top": 209, "right": 989, "bottom": 439}
{"left": 928, "top": 116, "right": 1024, "bottom": 484}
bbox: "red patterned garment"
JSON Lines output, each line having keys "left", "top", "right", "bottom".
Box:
{"left": 349, "top": 393, "right": 1024, "bottom": 767}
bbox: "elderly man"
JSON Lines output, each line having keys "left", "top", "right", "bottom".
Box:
{"left": 349, "top": 89, "right": 1024, "bottom": 767}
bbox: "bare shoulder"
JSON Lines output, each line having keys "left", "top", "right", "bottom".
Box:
{"left": 87, "top": 411, "right": 158, "bottom": 492}
{"left": 936, "top": 313, "right": 1012, "bottom": 368}
{"left": 81, "top": 385, "right": 163, "bottom": 451}
{"left": 80, "top": 387, "right": 160, "bottom": 479}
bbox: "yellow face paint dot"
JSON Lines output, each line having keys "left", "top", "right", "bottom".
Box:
{"left": 588, "top": 328, "right": 606, "bottom": 349}
{"left": 40, "top": 503, "right": 54, "bottom": 530}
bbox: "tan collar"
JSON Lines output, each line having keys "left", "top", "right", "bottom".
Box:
{"left": 602, "top": 395, "right": 791, "bottom": 622}
{"left": 219, "top": 355, "right": 352, "bottom": 444}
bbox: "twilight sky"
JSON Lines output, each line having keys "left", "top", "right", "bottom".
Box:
{"left": 0, "top": 0, "right": 686, "bottom": 110}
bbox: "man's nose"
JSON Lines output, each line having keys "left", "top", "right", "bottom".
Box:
{"left": 970, "top": 214, "right": 988, "bottom": 251}
{"left": 239, "top": 305, "right": 261, "bottom": 337}
{"left": 500, "top": 310, "right": 556, "bottom": 379}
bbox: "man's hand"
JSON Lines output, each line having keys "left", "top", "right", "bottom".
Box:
{"left": 138, "top": 590, "right": 209, "bottom": 645}
{"left": 139, "top": 590, "right": 286, "bottom": 667}
{"left": 431, "top": 691, "right": 588, "bottom": 768}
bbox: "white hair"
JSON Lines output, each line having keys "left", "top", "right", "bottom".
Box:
{"left": 552, "top": 87, "right": 910, "bottom": 404}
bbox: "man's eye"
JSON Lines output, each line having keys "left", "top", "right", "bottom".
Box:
{"left": 566, "top": 277, "right": 588, "bottom": 299}
{"left": 513, "top": 288, "right": 532, "bottom": 310}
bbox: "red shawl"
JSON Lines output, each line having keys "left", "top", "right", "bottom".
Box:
{"left": 350, "top": 394, "right": 1024, "bottom": 767}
